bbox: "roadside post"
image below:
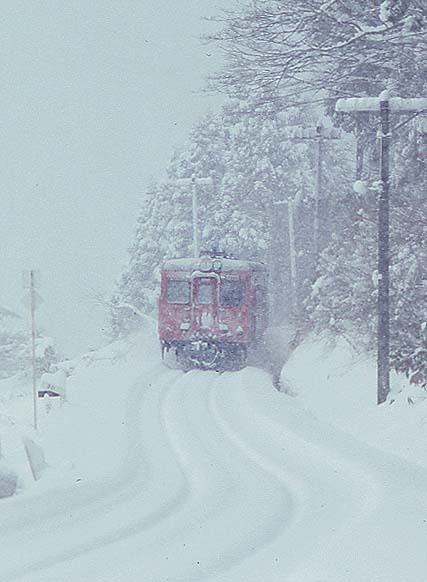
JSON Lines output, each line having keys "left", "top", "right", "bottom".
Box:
{"left": 22, "top": 270, "right": 43, "bottom": 429}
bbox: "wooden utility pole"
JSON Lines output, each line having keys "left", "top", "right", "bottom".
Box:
{"left": 287, "top": 187, "right": 304, "bottom": 318}
{"left": 336, "top": 94, "right": 427, "bottom": 404}
{"left": 314, "top": 129, "right": 323, "bottom": 257}
{"left": 377, "top": 100, "right": 391, "bottom": 404}
{"left": 288, "top": 197, "right": 297, "bottom": 315}
{"left": 176, "top": 175, "right": 213, "bottom": 258}
{"left": 282, "top": 124, "right": 340, "bottom": 258}
{"left": 191, "top": 177, "right": 200, "bottom": 258}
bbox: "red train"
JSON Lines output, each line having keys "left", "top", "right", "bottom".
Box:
{"left": 158, "top": 251, "right": 268, "bottom": 370}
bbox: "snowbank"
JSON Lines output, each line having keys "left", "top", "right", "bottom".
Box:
{"left": 0, "top": 460, "right": 17, "bottom": 498}
{"left": 1, "top": 323, "right": 426, "bottom": 581}
{"left": 0, "top": 319, "right": 159, "bottom": 495}
{"left": 281, "top": 334, "right": 427, "bottom": 468}
{"left": 39, "top": 369, "right": 67, "bottom": 397}
{"left": 33, "top": 323, "right": 158, "bottom": 492}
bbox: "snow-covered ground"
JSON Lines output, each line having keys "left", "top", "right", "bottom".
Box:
{"left": 282, "top": 334, "right": 427, "bottom": 469}
{"left": 1, "top": 326, "right": 426, "bottom": 581}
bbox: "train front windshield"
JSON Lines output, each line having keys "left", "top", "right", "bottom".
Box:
{"left": 166, "top": 280, "right": 190, "bottom": 304}
{"left": 165, "top": 276, "right": 246, "bottom": 308}
{"left": 197, "top": 281, "right": 214, "bottom": 304}
{"left": 220, "top": 281, "right": 244, "bottom": 307}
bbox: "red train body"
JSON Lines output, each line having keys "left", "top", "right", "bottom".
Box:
{"left": 158, "top": 253, "right": 268, "bottom": 370}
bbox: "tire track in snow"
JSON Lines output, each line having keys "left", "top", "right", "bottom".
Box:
{"left": 206, "top": 369, "right": 379, "bottom": 581}
{"left": 3, "top": 368, "right": 254, "bottom": 582}
{"left": 11, "top": 371, "right": 293, "bottom": 582}
{"left": 121, "top": 370, "right": 295, "bottom": 582}
{"left": 0, "top": 362, "right": 176, "bottom": 535}
{"left": 3, "top": 367, "right": 360, "bottom": 582}
{"left": 211, "top": 368, "right": 427, "bottom": 582}
{"left": 4, "top": 364, "right": 426, "bottom": 582}
{"left": 0, "top": 365, "right": 193, "bottom": 581}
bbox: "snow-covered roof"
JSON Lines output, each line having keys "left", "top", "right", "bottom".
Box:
{"left": 162, "top": 257, "right": 266, "bottom": 272}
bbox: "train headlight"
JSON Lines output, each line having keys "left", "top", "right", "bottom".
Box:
{"left": 199, "top": 257, "right": 212, "bottom": 271}
{"left": 212, "top": 259, "right": 222, "bottom": 271}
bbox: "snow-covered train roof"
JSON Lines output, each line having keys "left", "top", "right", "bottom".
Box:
{"left": 162, "top": 257, "right": 266, "bottom": 272}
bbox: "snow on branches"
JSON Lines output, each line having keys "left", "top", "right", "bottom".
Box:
{"left": 209, "top": 0, "right": 427, "bottom": 104}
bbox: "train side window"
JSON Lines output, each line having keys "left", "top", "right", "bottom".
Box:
{"left": 197, "top": 281, "right": 213, "bottom": 304}
{"left": 220, "top": 281, "right": 244, "bottom": 307}
{"left": 166, "top": 280, "right": 190, "bottom": 304}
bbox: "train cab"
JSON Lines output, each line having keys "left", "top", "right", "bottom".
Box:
{"left": 158, "top": 252, "right": 268, "bottom": 370}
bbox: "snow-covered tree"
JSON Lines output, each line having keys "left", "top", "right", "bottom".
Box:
{"left": 0, "top": 306, "right": 60, "bottom": 379}
{"left": 210, "top": 0, "right": 427, "bottom": 181}
{"left": 0, "top": 307, "right": 29, "bottom": 379}
{"left": 208, "top": 0, "right": 427, "bottom": 385}
{"left": 210, "top": 0, "right": 426, "bottom": 104}
{"left": 112, "top": 101, "right": 353, "bottom": 335}
{"left": 309, "top": 207, "right": 377, "bottom": 346}
{"left": 309, "top": 119, "right": 427, "bottom": 384}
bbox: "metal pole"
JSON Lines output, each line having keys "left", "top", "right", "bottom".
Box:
{"left": 30, "top": 270, "right": 38, "bottom": 430}
{"left": 191, "top": 176, "right": 199, "bottom": 258}
{"left": 377, "top": 100, "right": 390, "bottom": 404}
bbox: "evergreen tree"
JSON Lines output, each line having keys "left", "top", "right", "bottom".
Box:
{"left": 310, "top": 120, "right": 427, "bottom": 384}
{"left": 112, "top": 102, "right": 353, "bottom": 335}
{"left": 0, "top": 306, "right": 60, "bottom": 380}
{"left": 208, "top": 0, "right": 427, "bottom": 386}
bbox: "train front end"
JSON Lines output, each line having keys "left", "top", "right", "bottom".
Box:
{"left": 158, "top": 254, "right": 267, "bottom": 370}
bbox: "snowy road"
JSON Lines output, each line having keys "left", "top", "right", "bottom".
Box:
{"left": 1, "top": 354, "right": 427, "bottom": 581}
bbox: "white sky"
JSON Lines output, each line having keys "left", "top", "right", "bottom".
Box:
{"left": 0, "top": 1, "right": 227, "bottom": 355}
